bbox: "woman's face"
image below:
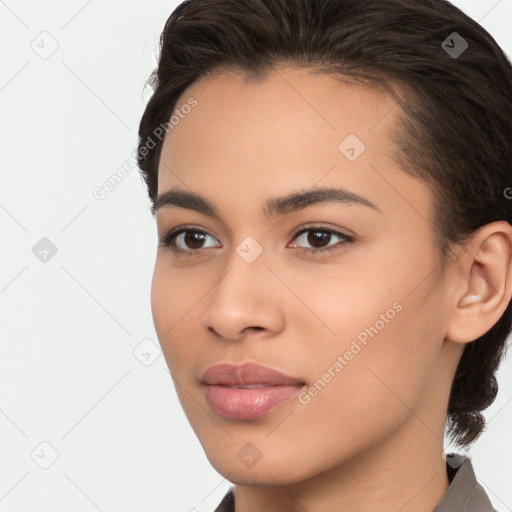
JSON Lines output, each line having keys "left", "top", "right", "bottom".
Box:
{"left": 151, "top": 68, "right": 462, "bottom": 484}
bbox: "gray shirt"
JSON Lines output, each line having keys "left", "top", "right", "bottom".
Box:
{"left": 213, "top": 454, "right": 496, "bottom": 511}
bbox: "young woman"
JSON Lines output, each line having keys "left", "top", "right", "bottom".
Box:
{"left": 137, "top": 0, "right": 512, "bottom": 510}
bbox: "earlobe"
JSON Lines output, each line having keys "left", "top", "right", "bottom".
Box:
{"left": 445, "top": 222, "right": 512, "bottom": 344}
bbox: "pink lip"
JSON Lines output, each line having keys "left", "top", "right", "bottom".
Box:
{"left": 201, "top": 362, "right": 306, "bottom": 420}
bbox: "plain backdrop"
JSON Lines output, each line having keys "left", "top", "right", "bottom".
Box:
{"left": 1, "top": 0, "right": 511, "bottom": 511}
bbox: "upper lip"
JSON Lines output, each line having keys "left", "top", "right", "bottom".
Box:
{"left": 201, "top": 362, "right": 305, "bottom": 386}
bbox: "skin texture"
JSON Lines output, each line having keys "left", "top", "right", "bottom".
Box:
{"left": 151, "top": 67, "right": 512, "bottom": 512}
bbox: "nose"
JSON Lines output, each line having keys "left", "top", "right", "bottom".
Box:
{"left": 201, "top": 251, "right": 285, "bottom": 342}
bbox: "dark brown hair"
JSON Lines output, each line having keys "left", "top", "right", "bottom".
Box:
{"left": 137, "top": 0, "right": 512, "bottom": 447}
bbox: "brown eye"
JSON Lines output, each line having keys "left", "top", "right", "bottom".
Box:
{"left": 182, "top": 231, "right": 207, "bottom": 250}
{"left": 290, "top": 227, "right": 353, "bottom": 255}
{"left": 159, "top": 228, "right": 221, "bottom": 256}
{"left": 305, "top": 230, "right": 332, "bottom": 249}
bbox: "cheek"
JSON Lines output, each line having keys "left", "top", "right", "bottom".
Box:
{"left": 283, "top": 307, "right": 443, "bottom": 475}
{"left": 150, "top": 260, "right": 172, "bottom": 340}
{"left": 151, "top": 258, "right": 202, "bottom": 334}
{"left": 150, "top": 261, "right": 199, "bottom": 372}
{"left": 290, "top": 245, "right": 444, "bottom": 420}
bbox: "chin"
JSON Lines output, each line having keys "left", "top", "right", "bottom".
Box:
{"left": 202, "top": 443, "right": 319, "bottom": 486}
{"left": 210, "top": 461, "right": 305, "bottom": 486}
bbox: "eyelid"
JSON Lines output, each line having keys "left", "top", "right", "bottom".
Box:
{"left": 290, "top": 222, "right": 354, "bottom": 239}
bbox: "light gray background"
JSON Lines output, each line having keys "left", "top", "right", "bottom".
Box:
{"left": 1, "top": 1, "right": 511, "bottom": 511}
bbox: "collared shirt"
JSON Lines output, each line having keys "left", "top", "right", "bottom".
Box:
{"left": 213, "top": 454, "right": 497, "bottom": 512}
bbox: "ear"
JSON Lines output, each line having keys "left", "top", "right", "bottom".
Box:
{"left": 445, "top": 221, "right": 512, "bottom": 344}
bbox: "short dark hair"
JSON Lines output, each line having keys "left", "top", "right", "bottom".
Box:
{"left": 137, "top": 0, "right": 512, "bottom": 448}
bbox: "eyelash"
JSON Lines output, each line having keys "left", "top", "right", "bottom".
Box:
{"left": 158, "top": 224, "right": 354, "bottom": 257}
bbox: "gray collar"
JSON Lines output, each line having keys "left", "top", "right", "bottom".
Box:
{"left": 434, "top": 453, "right": 495, "bottom": 511}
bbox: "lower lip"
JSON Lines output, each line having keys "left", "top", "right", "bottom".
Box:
{"left": 204, "top": 384, "right": 304, "bottom": 420}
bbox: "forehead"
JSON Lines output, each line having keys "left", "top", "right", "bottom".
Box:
{"left": 157, "top": 67, "right": 432, "bottom": 223}
{"left": 160, "top": 68, "right": 393, "bottom": 170}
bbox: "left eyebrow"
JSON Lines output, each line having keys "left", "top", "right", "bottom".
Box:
{"left": 152, "top": 186, "right": 381, "bottom": 218}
